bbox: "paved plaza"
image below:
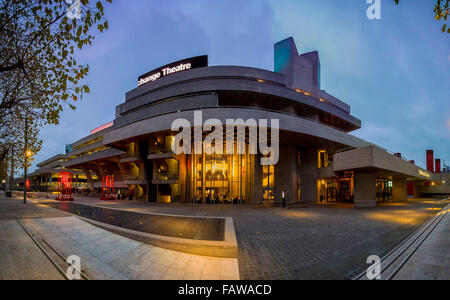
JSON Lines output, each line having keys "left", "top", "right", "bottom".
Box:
{"left": 1, "top": 194, "right": 448, "bottom": 280}
{"left": 0, "top": 197, "right": 238, "bottom": 280}
{"left": 0, "top": 219, "right": 65, "bottom": 280}
{"left": 43, "top": 196, "right": 449, "bottom": 279}
{"left": 393, "top": 206, "right": 449, "bottom": 280}
{"left": 21, "top": 217, "right": 239, "bottom": 280}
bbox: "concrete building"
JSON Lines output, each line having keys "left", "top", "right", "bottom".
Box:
{"left": 30, "top": 37, "right": 449, "bottom": 207}
{"left": 27, "top": 154, "right": 92, "bottom": 193}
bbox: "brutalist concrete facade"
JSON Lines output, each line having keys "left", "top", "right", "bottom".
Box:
{"left": 37, "top": 37, "right": 443, "bottom": 207}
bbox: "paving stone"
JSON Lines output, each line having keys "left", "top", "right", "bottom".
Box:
{"left": 4, "top": 195, "right": 446, "bottom": 280}
{"left": 25, "top": 215, "right": 239, "bottom": 280}
{"left": 65, "top": 196, "right": 448, "bottom": 279}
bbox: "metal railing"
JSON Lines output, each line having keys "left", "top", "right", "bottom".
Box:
{"left": 153, "top": 172, "right": 179, "bottom": 181}
{"left": 149, "top": 146, "right": 173, "bottom": 155}
{"left": 335, "top": 145, "right": 420, "bottom": 167}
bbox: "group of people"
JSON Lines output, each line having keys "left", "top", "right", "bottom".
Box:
{"left": 194, "top": 194, "right": 244, "bottom": 204}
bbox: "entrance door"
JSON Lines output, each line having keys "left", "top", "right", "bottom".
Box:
{"left": 263, "top": 187, "right": 274, "bottom": 204}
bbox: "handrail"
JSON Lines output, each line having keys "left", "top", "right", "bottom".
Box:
{"left": 335, "top": 144, "right": 424, "bottom": 168}
{"left": 149, "top": 146, "right": 172, "bottom": 154}
{"left": 335, "top": 147, "right": 356, "bottom": 154}
{"left": 153, "top": 172, "right": 179, "bottom": 181}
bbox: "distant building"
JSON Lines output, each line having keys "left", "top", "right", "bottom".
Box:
{"left": 27, "top": 154, "right": 92, "bottom": 193}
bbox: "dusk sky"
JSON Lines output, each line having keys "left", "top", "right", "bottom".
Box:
{"left": 32, "top": 0, "right": 449, "bottom": 171}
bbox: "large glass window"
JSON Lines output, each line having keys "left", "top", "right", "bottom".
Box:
{"left": 187, "top": 143, "right": 255, "bottom": 204}
{"left": 318, "top": 150, "right": 328, "bottom": 168}
{"left": 262, "top": 164, "right": 274, "bottom": 203}
{"left": 317, "top": 176, "right": 354, "bottom": 203}
{"left": 376, "top": 178, "right": 392, "bottom": 202}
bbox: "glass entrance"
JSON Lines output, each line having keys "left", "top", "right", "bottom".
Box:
{"left": 187, "top": 148, "right": 255, "bottom": 204}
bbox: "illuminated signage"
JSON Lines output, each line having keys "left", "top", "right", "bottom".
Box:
{"left": 90, "top": 121, "right": 114, "bottom": 135}
{"left": 418, "top": 169, "right": 430, "bottom": 178}
{"left": 138, "top": 55, "right": 208, "bottom": 86}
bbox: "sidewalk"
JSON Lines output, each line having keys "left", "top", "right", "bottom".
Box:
{"left": 393, "top": 206, "right": 449, "bottom": 280}
{"left": 21, "top": 217, "right": 240, "bottom": 280}
{"left": 0, "top": 219, "right": 64, "bottom": 280}
{"left": 0, "top": 196, "right": 69, "bottom": 220}
{"left": 30, "top": 194, "right": 449, "bottom": 279}
{"left": 0, "top": 196, "right": 239, "bottom": 280}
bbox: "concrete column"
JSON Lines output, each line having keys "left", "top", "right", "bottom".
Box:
{"left": 414, "top": 181, "right": 421, "bottom": 198}
{"left": 274, "top": 145, "right": 298, "bottom": 204}
{"left": 252, "top": 154, "right": 263, "bottom": 204}
{"left": 177, "top": 154, "right": 187, "bottom": 203}
{"left": 116, "top": 159, "right": 127, "bottom": 180}
{"left": 82, "top": 168, "right": 96, "bottom": 193}
{"left": 392, "top": 177, "right": 407, "bottom": 202}
{"left": 95, "top": 163, "right": 106, "bottom": 177}
{"left": 201, "top": 151, "right": 206, "bottom": 203}
{"left": 354, "top": 172, "right": 377, "bottom": 208}
{"left": 300, "top": 148, "right": 318, "bottom": 203}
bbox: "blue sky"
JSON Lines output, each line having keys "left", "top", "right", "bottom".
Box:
{"left": 32, "top": 0, "right": 449, "bottom": 171}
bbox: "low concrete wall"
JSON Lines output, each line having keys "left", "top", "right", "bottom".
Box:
{"left": 38, "top": 198, "right": 238, "bottom": 258}
{"left": 79, "top": 215, "right": 238, "bottom": 258}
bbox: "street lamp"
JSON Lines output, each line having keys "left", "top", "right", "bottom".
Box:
{"left": 23, "top": 148, "right": 33, "bottom": 204}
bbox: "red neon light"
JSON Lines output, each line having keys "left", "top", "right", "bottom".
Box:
{"left": 26, "top": 179, "right": 30, "bottom": 191}
{"left": 90, "top": 121, "right": 113, "bottom": 135}
{"left": 57, "top": 171, "right": 73, "bottom": 201}
{"left": 101, "top": 175, "right": 115, "bottom": 200}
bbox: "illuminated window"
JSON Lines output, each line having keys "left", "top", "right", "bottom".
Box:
{"left": 318, "top": 150, "right": 328, "bottom": 168}
{"left": 263, "top": 164, "right": 275, "bottom": 204}
{"left": 187, "top": 143, "right": 255, "bottom": 204}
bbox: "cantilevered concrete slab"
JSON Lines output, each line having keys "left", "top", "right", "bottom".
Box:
{"left": 334, "top": 145, "right": 435, "bottom": 207}
{"left": 62, "top": 148, "right": 125, "bottom": 168}
{"left": 334, "top": 145, "right": 433, "bottom": 180}
{"left": 103, "top": 108, "right": 370, "bottom": 149}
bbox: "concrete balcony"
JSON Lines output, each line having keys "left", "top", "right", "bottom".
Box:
{"left": 333, "top": 145, "right": 433, "bottom": 180}
{"left": 119, "top": 155, "right": 142, "bottom": 163}
{"left": 123, "top": 179, "right": 147, "bottom": 185}
{"left": 147, "top": 146, "right": 174, "bottom": 160}
{"left": 152, "top": 172, "right": 179, "bottom": 184}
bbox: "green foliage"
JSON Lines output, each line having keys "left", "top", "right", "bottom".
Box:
{"left": 0, "top": 0, "right": 112, "bottom": 172}
{"left": 395, "top": 0, "right": 449, "bottom": 34}
{"left": 434, "top": 0, "right": 450, "bottom": 33}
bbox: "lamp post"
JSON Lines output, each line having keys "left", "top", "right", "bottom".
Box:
{"left": 4, "top": 155, "right": 8, "bottom": 196}
{"left": 282, "top": 190, "right": 286, "bottom": 208}
{"left": 23, "top": 117, "right": 28, "bottom": 204}
{"left": 8, "top": 151, "right": 14, "bottom": 198}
